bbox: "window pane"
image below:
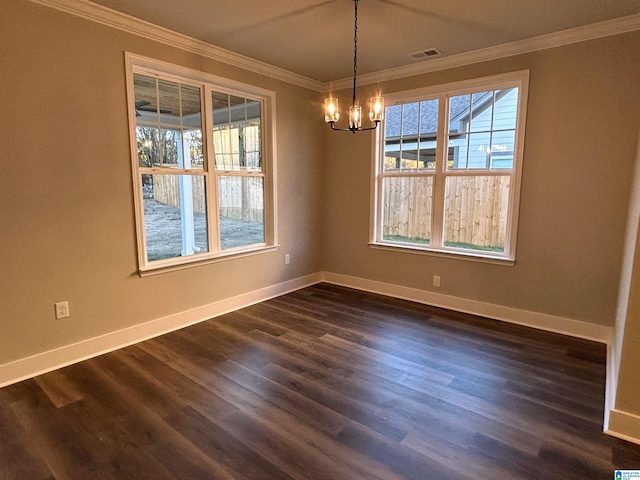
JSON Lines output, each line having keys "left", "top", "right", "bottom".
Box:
{"left": 490, "top": 130, "right": 516, "bottom": 169}
{"left": 213, "top": 125, "right": 238, "bottom": 170}
{"left": 468, "top": 132, "right": 492, "bottom": 169}
{"left": 157, "top": 80, "right": 180, "bottom": 167}
{"left": 383, "top": 149, "right": 400, "bottom": 171}
{"left": 470, "top": 91, "right": 493, "bottom": 132}
{"left": 181, "top": 84, "right": 204, "bottom": 169}
{"left": 384, "top": 99, "right": 439, "bottom": 172}
{"left": 134, "top": 74, "right": 203, "bottom": 170}
{"left": 157, "top": 79, "right": 180, "bottom": 124}
{"left": 142, "top": 174, "right": 209, "bottom": 262}
{"left": 133, "top": 73, "right": 158, "bottom": 120}
{"left": 400, "top": 139, "right": 419, "bottom": 171}
{"left": 134, "top": 74, "right": 160, "bottom": 168}
{"left": 384, "top": 106, "right": 401, "bottom": 170}
{"left": 385, "top": 105, "right": 402, "bottom": 138}
{"left": 219, "top": 176, "right": 265, "bottom": 249}
{"left": 402, "top": 102, "right": 419, "bottom": 137}
{"left": 448, "top": 134, "right": 469, "bottom": 170}
{"left": 443, "top": 175, "right": 510, "bottom": 252}
{"left": 213, "top": 92, "right": 262, "bottom": 172}
{"left": 415, "top": 99, "right": 439, "bottom": 171}
{"left": 448, "top": 88, "right": 519, "bottom": 171}
{"left": 493, "top": 88, "right": 518, "bottom": 130}
{"left": 419, "top": 99, "right": 439, "bottom": 136}
{"left": 382, "top": 176, "right": 433, "bottom": 245}
{"left": 417, "top": 144, "right": 437, "bottom": 170}
{"left": 448, "top": 94, "right": 471, "bottom": 134}
{"left": 136, "top": 126, "right": 159, "bottom": 168}
{"left": 159, "top": 128, "right": 179, "bottom": 167}
{"left": 243, "top": 122, "right": 262, "bottom": 171}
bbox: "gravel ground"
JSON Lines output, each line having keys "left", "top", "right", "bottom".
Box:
{"left": 143, "top": 199, "right": 264, "bottom": 261}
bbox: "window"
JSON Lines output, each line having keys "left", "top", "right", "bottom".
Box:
{"left": 372, "top": 71, "right": 529, "bottom": 262}
{"left": 126, "top": 54, "right": 276, "bottom": 273}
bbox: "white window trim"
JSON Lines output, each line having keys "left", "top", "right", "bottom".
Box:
{"left": 125, "top": 53, "right": 278, "bottom": 275}
{"left": 370, "top": 70, "right": 529, "bottom": 264}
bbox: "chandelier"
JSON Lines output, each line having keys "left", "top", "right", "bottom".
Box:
{"left": 324, "top": 0, "right": 384, "bottom": 133}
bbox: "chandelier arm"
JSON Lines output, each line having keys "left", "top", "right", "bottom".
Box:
{"left": 329, "top": 121, "right": 380, "bottom": 133}
{"left": 329, "top": 122, "right": 351, "bottom": 132}
{"left": 356, "top": 122, "right": 381, "bottom": 132}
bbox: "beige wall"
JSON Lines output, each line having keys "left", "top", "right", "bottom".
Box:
{"left": 322, "top": 32, "right": 640, "bottom": 327}
{"left": 2, "top": 0, "right": 639, "bottom": 395}
{"left": 0, "top": 1, "right": 325, "bottom": 365}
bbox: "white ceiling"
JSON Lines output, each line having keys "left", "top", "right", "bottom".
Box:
{"left": 88, "top": 0, "right": 640, "bottom": 82}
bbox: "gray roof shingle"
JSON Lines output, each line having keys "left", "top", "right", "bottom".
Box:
{"left": 384, "top": 92, "right": 493, "bottom": 138}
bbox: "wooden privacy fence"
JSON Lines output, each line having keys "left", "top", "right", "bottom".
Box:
{"left": 217, "top": 176, "right": 264, "bottom": 222}
{"left": 383, "top": 175, "right": 511, "bottom": 248}
{"left": 383, "top": 177, "right": 433, "bottom": 242}
{"left": 152, "top": 175, "right": 263, "bottom": 222}
{"left": 153, "top": 175, "right": 206, "bottom": 213}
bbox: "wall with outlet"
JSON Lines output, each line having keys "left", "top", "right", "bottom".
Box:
{"left": 322, "top": 32, "right": 640, "bottom": 328}
{"left": 0, "top": 0, "right": 324, "bottom": 366}
{"left": 54, "top": 302, "right": 70, "bottom": 320}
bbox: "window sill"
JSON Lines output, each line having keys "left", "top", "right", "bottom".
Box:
{"left": 369, "top": 242, "right": 515, "bottom": 266}
{"left": 138, "top": 244, "right": 279, "bottom": 277}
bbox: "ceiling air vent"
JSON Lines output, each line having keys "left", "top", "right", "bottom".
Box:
{"left": 409, "top": 48, "right": 442, "bottom": 60}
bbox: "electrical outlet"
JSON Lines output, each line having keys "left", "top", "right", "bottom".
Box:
{"left": 55, "top": 301, "right": 70, "bottom": 319}
{"left": 284, "top": 254, "right": 291, "bottom": 265}
{"left": 433, "top": 275, "right": 441, "bottom": 288}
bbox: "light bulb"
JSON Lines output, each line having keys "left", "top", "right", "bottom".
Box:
{"left": 324, "top": 98, "right": 339, "bottom": 123}
{"left": 369, "top": 96, "right": 384, "bottom": 122}
{"left": 349, "top": 105, "right": 362, "bottom": 129}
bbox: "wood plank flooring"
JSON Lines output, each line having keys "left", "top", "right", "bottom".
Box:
{"left": 1, "top": 283, "right": 639, "bottom": 479}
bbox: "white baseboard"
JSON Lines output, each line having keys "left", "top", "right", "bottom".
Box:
{"left": 0, "top": 272, "right": 323, "bottom": 388}
{"left": 321, "top": 272, "right": 631, "bottom": 441}
{"left": 322, "top": 272, "right": 635, "bottom": 442}
{"left": 321, "top": 272, "right": 613, "bottom": 344}
{"left": 606, "top": 409, "right": 640, "bottom": 446}
{"left": 604, "top": 341, "right": 615, "bottom": 431}
{"left": 2, "top": 269, "right": 619, "bottom": 440}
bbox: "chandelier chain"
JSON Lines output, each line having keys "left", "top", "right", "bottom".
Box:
{"left": 324, "top": 0, "right": 382, "bottom": 133}
{"left": 352, "top": 0, "right": 358, "bottom": 106}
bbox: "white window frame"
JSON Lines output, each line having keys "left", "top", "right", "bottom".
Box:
{"left": 370, "top": 71, "right": 529, "bottom": 264}
{"left": 125, "top": 53, "right": 277, "bottom": 274}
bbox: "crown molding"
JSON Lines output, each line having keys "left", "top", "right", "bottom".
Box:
{"left": 326, "top": 13, "right": 640, "bottom": 91}
{"left": 27, "top": 0, "right": 325, "bottom": 92}
{"left": 25, "top": 0, "right": 639, "bottom": 94}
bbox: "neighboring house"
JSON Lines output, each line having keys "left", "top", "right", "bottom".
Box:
{"left": 383, "top": 88, "right": 518, "bottom": 170}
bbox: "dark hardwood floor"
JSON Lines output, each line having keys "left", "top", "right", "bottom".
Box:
{"left": 2, "top": 283, "right": 639, "bottom": 479}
